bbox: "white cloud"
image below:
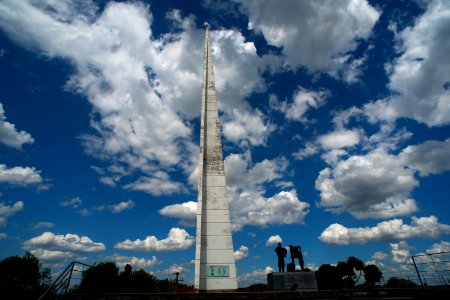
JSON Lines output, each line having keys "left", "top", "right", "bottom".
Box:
{"left": 108, "top": 200, "right": 135, "bottom": 213}
{"left": 239, "top": 0, "right": 380, "bottom": 78}
{"left": 265, "top": 235, "right": 282, "bottom": 247}
{"left": 272, "top": 88, "right": 328, "bottom": 123}
{"left": 165, "top": 264, "right": 186, "bottom": 274}
{"left": 108, "top": 254, "right": 158, "bottom": 269}
{"left": 318, "top": 129, "right": 361, "bottom": 149}
{"left": 390, "top": 241, "right": 412, "bottom": 263}
{"left": 32, "top": 222, "right": 55, "bottom": 230}
{"left": 400, "top": 139, "right": 450, "bottom": 176}
{"left": 319, "top": 216, "right": 450, "bottom": 245}
{"left": 0, "top": 232, "right": 7, "bottom": 239}
{"left": 427, "top": 241, "right": 450, "bottom": 253}
{"left": 0, "top": 102, "right": 34, "bottom": 149}
{"left": 229, "top": 189, "right": 310, "bottom": 229}
{"left": 372, "top": 251, "right": 388, "bottom": 260}
{"left": 124, "top": 173, "right": 186, "bottom": 196}
{"left": 114, "top": 227, "right": 194, "bottom": 252}
{"left": 293, "top": 142, "right": 319, "bottom": 160}
{"left": 316, "top": 150, "right": 419, "bottom": 219}
{"left": 364, "top": 0, "right": 450, "bottom": 126}
{"left": 0, "top": 201, "right": 24, "bottom": 226}
{"left": 30, "top": 249, "right": 74, "bottom": 261}
{"left": 0, "top": 1, "right": 277, "bottom": 189}
{"left": 173, "top": 152, "right": 310, "bottom": 230}
{"left": 0, "top": 164, "right": 43, "bottom": 186}
{"left": 222, "top": 108, "right": 273, "bottom": 147}
{"left": 22, "top": 232, "right": 106, "bottom": 253}
{"left": 59, "top": 197, "right": 82, "bottom": 208}
{"left": 237, "top": 266, "right": 273, "bottom": 287}
{"left": 225, "top": 151, "right": 288, "bottom": 188}
{"left": 159, "top": 201, "right": 197, "bottom": 226}
{"left": 234, "top": 245, "right": 249, "bottom": 261}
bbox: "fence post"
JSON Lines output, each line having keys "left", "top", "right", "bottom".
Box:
{"left": 411, "top": 256, "right": 424, "bottom": 288}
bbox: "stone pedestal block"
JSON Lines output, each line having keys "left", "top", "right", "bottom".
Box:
{"left": 267, "top": 272, "right": 318, "bottom": 291}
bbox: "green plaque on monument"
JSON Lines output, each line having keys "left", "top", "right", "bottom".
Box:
{"left": 207, "top": 265, "right": 230, "bottom": 277}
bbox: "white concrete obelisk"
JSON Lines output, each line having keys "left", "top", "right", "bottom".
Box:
{"left": 194, "top": 24, "right": 238, "bottom": 291}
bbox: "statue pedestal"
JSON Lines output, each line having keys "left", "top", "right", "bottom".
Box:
{"left": 267, "top": 272, "right": 318, "bottom": 291}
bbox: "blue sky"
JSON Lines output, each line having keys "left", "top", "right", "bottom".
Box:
{"left": 0, "top": 0, "right": 449, "bottom": 287}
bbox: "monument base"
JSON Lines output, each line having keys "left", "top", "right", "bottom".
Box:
{"left": 267, "top": 272, "right": 318, "bottom": 291}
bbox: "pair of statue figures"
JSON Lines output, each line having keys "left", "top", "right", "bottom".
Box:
{"left": 275, "top": 242, "right": 304, "bottom": 272}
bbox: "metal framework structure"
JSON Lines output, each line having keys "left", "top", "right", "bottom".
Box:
{"left": 38, "top": 261, "right": 92, "bottom": 300}
{"left": 411, "top": 251, "right": 450, "bottom": 287}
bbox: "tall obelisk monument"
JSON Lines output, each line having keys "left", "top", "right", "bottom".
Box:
{"left": 194, "top": 24, "right": 238, "bottom": 291}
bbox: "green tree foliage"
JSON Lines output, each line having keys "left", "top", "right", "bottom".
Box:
{"left": 315, "top": 264, "right": 341, "bottom": 290}
{"left": 385, "top": 277, "right": 418, "bottom": 288}
{"left": 129, "top": 269, "right": 158, "bottom": 292}
{"left": 363, "top": 264, "right": 382, "bottom": 285}
{"left": 347, "top": 256, "right": 365, "bottom": 284}
{"left": 0, "top": 252, "right": 51, "bottom": 299}
{"left": 316, "top": 257, "right": 383, "bottom": 290}
{"left": 74, "top": 262, "right": 183, "bottom": 293}
{"left": 337, "top": 261, "right": 355, "bottom": 288}
{"left": 76, "top": 262, "right": 121, "bottom": 293}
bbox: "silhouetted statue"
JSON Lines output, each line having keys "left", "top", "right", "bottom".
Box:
{"left": 289, "top": 245, "right": 304, "bottom": 270}
{"left": 274, "top": 242, "right": 287, "bottom": 272}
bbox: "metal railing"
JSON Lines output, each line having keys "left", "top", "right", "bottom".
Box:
{"left": 38, "top": 261, "right": 92, "bottom": 300}
{"left": 411, "top": 251, "right": 450, "bottom": 287}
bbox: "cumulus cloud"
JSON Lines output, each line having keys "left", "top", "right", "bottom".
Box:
{"left": 222, "top": 108, "right": 273, "bottom": 147}
{"left": 237, "top": 266, "right": 274, "bottom": 287}
{"left": 0, "top": 0, "right": 276, "bottom": 190}
{"left": 0, "top": 201, "right": 24, "bottom": 226}
{"left": 165, "top": 264, "right": 186, "bottom": 274}
{"left": 108, "top": 254, "right": 158, "bottom": 269}
{"left": 265, "top": 235, "right": 282, "bottom": 247}
{"left": 170, "top": 152, "right": 309, "bottom": 230}
{"left": 159, "top": 201, "right": 197, "bottom": 226}
{"left": 0, "top": 232, "right": 7, "bottom": 239}
{"left": 30, "top": 249, "right": 74, "bottom": 261}
{"left": 225, "top": 151, "right": 288, "bottom": 188}
{"left": 0, "top": 102, "right": 34, "bottom": 149}
{"left": 108, "top": 200, "right": 135, "bottom": 213}
{"left": 318, "top": 129, "right": 361, "bottom": 149}
{"left": 0, "top": 164, "right": 43, "bottom": 186}
{"left": 319, "top": 216, "right": 450, "bottom": 245}
{"left": 32, "top": 222, "right": 55, "bottom": 230}
{"left": 400, "top": 139, "right": 450, "bottom": 176}
{"left": 239, "top": 0, "right": 380, "bottom": 78}
{"left": 372, "top": 251, "right": 388, "bottom": 260}
{"left": 59, "top": 197, "right": 82, "bottom": 208}
{"left": 316, "top": 150, "right": 419, "bottom": 219}
{"left": 114, "top": 227, "right": 194, "bottom": 252}
{"left": 271, "top": 88, "right": 328, "bottom": 123}
{"left": 234, "top": 245, "right": 249, "bottom": 261}
{"left": 22, "top": 232, "right": 106, "bottom": 253}
{"left": 229, "top": 189, "right": 310, "bottom": 229}
{"left": 390, "top": 241, "right": 412, "bottom": 263}
{"left": 364, "top": 0, "right": 450, "bottom": 126}
{"left": 293, "top": 142, "right": 319, "bottom": 161}
{"left": 123, "top": 173, "right": 186, "bottom": 196}
{"left": 427, "top": 241, "right": 450, "bottom": 253}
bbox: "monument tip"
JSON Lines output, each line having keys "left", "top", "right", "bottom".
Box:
{"left": 204, "top": 22, "right": 209, "bottom": 29}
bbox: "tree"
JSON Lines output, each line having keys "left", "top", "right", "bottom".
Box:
{"left": 0, "top": 252, "right": 51, "bottom": 299}
{"left": 363, "top": 264, "right": 382, "bottom": 285}
{"left": 337, "top": 261, "right": 355, "bottom": 288}
{"left": 386, "top": 277, "right": 417, "bottom": 288}
{"left": 76, "top": 262, "right": 121, "bottom": 293}
{"left": 129, "top": 269, "right": 158, "bottom": 292}
{"left": 347, "top": 256, "right": 365, "bottom": 284}
{"left": 316, "top": 264, "right": 341, "bottom": 290}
